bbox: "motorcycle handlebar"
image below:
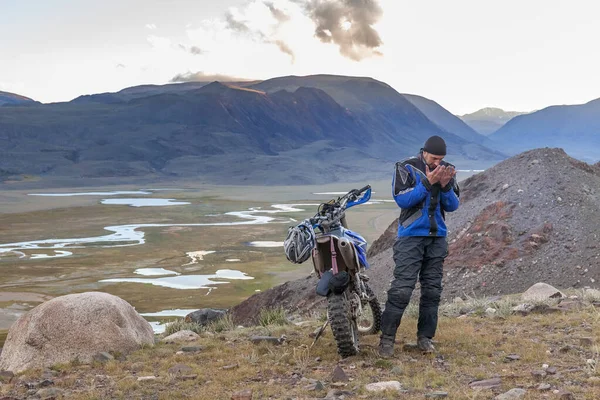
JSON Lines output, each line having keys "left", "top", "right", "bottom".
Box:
{"left": 357, "top": 185, "right": 370, "bottom": 194}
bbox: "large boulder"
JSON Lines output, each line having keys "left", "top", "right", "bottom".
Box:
{"left": 522, "top": 283, "right": 565, "bottom": 301}
{"left": 0, "top": 292, "right": 154, "bottom": 373}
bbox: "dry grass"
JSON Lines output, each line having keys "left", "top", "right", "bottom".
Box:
{"left": 2, "top": 297, "right": 599, "bottom": 399}
{"left": 258, "top": 306, "right": 289, "bottom": 327}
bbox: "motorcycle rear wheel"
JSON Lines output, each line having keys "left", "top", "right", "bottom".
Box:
{"left": 327, "top": 290, "right": 359, "bottom": 358}
{"left": 357, "top": 282, "right": 382, "bottom": 335}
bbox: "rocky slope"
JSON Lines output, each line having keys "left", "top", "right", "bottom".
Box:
{"left": 366, "top": 147, "right": 600, "bottom": 299}
{"left": 232, "top": 148, "right": 600, "bottom": 323}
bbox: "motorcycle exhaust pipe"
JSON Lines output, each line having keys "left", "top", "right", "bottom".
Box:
{"left": 337, "top": 238, "right": 357, "bottom": 271}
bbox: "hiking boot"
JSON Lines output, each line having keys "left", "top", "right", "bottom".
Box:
{"left": 378, "top": 335, "right": 395, "bottom": 358}
{"left": 417, "top": 336, "right": 436, "bottom": 353}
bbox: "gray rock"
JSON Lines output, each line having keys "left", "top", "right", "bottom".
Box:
{"left": 36, "top": 387, "right": 63, "bottom": 399}
{"left": 579, "top": 337, "right": 593, "bottom": 346}
{"left": 185, "top": 308, "right": 226, "bottom": 326}
{"left": 0, "top": 292, "right": 154, "bottom": 373}
{"left": 495, "top": 388, "right": 526, "bottom": 399}
{"left": 522, "top": 283, "right": 565, "bottom": 301}
{"left": 545, "top": 366, "right": 557, "bottom": 375}
{"left": 530, "top": 370, "right": 546, "bottom": 380}
{"left": 469, "top": 378, "right": 502, "bottom": 389}
{"left": 168, "top": 364, "right": 193, "bottom": 375}
{"left": 537, "top": 383, "right": 551, "bottom": 391}
{"left": 304, "top": 380, "right": 325, "bottom": 391}
{"left": 512, "top": 303, "right": 533, "bottom": 315}
{"left": 221, "top": 363, "right": 239, "bottom": 370}
{"left": 39, "top": 379, "right": 54, "bottom": 387}
{"left": 162, "top": 330, "right": 200, "bottom": 344}
{"left": 331, "top": 365, "right": 349, "bottom": 382}
{"left": 425, "top": 392, "right": 448, "bottom": 398}
{"left": 504, "top": 354, "right": 520, "bottom": 362}
{"left": 365, "top": 381, "right": 402, "bottom": 392}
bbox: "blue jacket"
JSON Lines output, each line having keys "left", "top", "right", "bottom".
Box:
{"left": 392, "top": 155, "right": 460, "bottom": 237}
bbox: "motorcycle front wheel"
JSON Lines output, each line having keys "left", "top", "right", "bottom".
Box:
{"left": 327, "top": 289, "right": 359, "bottom": 358}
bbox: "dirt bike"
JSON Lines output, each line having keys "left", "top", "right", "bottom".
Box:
{"left": 286, "top": 186, "right": 382, "bottom": 357}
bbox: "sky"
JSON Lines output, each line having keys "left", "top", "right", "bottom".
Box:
{"left": 1, "top": 0, "right": 599, "bottom": 114}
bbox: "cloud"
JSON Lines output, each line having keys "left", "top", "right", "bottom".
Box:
{"left": 190, "top": 46, "right": 204, "bottom": 55}
{"left": 145, "top": 23, "right": 157, "bottom": 30}
{"left": 265, "top": 2, "right": 291, "bottom": 22}
{"left": 225, "top": 11, "right": 252, "bottom": 34}
{"left": 170, "top": 71, "right": 252, "bottom": 83}
{"left": 303, "top": 0, "right": 383, "bottom": 61}
{"left": 177, "top": 43, "right": 204, "bottom": 55}
{"left": 221, "top": 0, "right": 383, "bottom": 61}
{"left": 274, "top": 40, "right": 295, "bottom": 62}
{"left": 224, "top": 5, "right": 295, "bottom": 62}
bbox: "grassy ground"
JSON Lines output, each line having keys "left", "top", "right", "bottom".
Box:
{"left": 1, "top": 294, "right": 598, "bottom": 399}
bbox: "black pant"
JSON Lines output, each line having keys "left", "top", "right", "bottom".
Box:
{"left": 380, "top": 236, "right": 447, "bottom": 339}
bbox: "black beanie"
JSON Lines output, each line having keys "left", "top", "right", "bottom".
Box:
{"left": 423, "top": 135, "right": 446, "bottom": 156}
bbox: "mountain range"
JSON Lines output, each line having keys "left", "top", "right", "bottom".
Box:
{"left": 2, "top": 76, "right": 598, "bottom": 185}
{"left": 0, "top": 75, "right": 502, "bottom": 185}
{"left": 489, "top": 99, "right": 600, "bottom": 162}
{"left": 460, "top": 107, "right": 529, "bottom": 136}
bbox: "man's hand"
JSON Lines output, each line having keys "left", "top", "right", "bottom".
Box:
{"left": 426, "top": 165, "right": 446, "bottom": 185}
{"left": 440, "top": 166, "right": 456, "bottom": 188}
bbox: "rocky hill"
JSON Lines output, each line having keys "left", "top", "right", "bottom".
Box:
{"left": 231, "top": 148, "right": 600, "bottom": 323}
{"left": 489, "top": 99, "right": 600, "bottom": 162}
{"left": 368, "top": 147, "right": 600, "bottom": 299}
{"left": 460, "top": 107, "right": 528, "bottom": 136}
{"left": 0, "top": 75, "right": 504, "bottom": 185}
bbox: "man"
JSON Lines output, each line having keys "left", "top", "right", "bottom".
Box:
{"left": 378, "top": 135, "right": 460, "bottom": 357}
